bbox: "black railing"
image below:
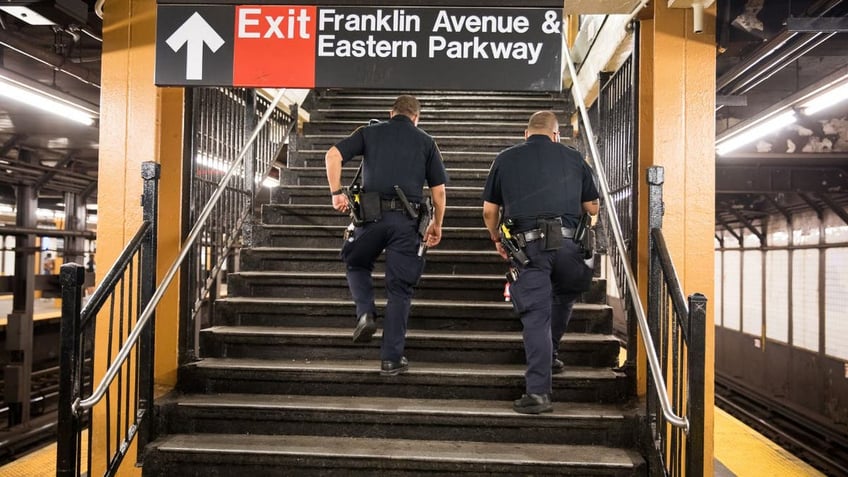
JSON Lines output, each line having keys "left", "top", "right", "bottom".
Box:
{"left": 179, "top": 88, "right": 295, "bottom": 363}
{"left": 563, "top": 40, "right": 707, "bottom": 476}
{"left": 56, "top": 88, "right": 294, "bottom": 476}
{"left": 56, "top": 162, "right": 159, "bottom": 477}
{"left": 646, "top": 166, "right": 707, "bottom": 477}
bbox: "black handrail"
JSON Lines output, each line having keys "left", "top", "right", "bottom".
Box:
{"left": 56, "top": 162, "right": 159, "bottom": 477}
{"left": 646, "top": 166, "right": 707, "bottom": 477}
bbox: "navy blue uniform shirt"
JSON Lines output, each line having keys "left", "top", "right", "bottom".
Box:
{"left": 482, "top": 134, "right": 599, "bottom": 230}
{"left": 334, "top": 115, "right": 447, "bottom": 202}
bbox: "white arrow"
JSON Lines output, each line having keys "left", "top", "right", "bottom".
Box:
{"left": 166, "top": 12, "right": 225, "bottom": 81}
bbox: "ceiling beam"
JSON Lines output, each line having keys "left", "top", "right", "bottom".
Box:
{"left": 716, "top": 165, "right": 848, "bottom": 194}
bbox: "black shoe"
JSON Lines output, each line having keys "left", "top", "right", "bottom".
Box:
{"left": 552, "top": 358, "right": 565, "bottom": 375}
{"left": 513, "top": 393, "right": 553, "bottom": 414}
{"left": 352, "top": 312, "right": 376, "bottom": 343}
{"left": 380, "top": 357, "right": 409, "bottom": 376}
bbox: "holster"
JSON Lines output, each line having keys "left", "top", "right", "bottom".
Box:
{"left": 357, "top": 191, "right": 382, "bottom": 223}
{"left": 539, "top": 218, "right": 564, "bottom": 251}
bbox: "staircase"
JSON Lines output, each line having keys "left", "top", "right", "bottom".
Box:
{"left": 143, "top": 90, "right": 645, "bottom": 476}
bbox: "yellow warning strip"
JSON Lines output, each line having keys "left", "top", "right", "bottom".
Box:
{"left": 714, "top": 407, "right": 824, "bottom": 476}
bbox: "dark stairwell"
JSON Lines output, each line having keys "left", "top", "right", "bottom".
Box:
{"left": 142, "top": 89, "right": 645, "bottom": 476}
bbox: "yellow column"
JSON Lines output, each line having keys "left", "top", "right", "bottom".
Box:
{"left": 637, "top": 2, "right": 716, "bottom": 475}
{"left": 97, "top": 0, "right": 183, "bottom": 473}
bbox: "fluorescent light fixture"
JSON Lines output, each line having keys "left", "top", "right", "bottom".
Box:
{"left": 800, "top": 81, "right": 848, "bottom": 116}
{"left": 0, "top": 69, "right": 98, "bottom": 126}
{"left": 0, "top": 6, "right": 56, "bottom": 25}
{"left": 715, "top": 111, "right": 797, "bottom": 156}
{"left": 261, "top": 176, "right": 279, "bottom": 188}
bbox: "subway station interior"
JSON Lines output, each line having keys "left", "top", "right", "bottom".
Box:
{"left": 0, "top": 0, "right": 846, "bottom": 475}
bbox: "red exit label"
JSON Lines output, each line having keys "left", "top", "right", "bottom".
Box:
{"left": 233, "top": 5, "right": 316, "bottom": 87}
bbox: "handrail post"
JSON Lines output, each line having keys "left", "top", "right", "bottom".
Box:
{"left": 287, "top": 102, "right": 298, "bottom": 169}
{"left": 646, "top": 166, "right": 665, "bottom": 416}
{"left": 686, "top": 292, "right": 707, "bottom": 477}
{"left": 57, "top": 262, "right": 86, "bottom": 477}
{"left": 244, "top": 89, "right": 258, "bottom": 215}
{"left": 136, "top": 162, "right": 160, "bottom": 462}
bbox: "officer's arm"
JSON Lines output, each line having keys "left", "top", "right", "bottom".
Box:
{"left": 325, "top": 146, "right": 344, "bottom": 192}
{"left": 325, "top": 146, "right": 347, "bottom": 212}
{"left": 482, "top": 201, "right": 501, "bottom": 242}
{"left": 424, "top": 184, "right": 446, "bottom": 247}
{"left": 582, "top": 199, "right": 599, "bottom": 216}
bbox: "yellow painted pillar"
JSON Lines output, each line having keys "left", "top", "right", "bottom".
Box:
{"left": 636, "top": 2, "right": 716, "bottom": 475}
{"left": 96, "top": 0, "right": 183, "bottom": 473}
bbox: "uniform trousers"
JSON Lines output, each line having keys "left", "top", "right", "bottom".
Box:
{"left": 508, "top": 239, "right": 590, "bottom": 395}
{"left": 341, "top": 210, "right": 424, "bottom": 362}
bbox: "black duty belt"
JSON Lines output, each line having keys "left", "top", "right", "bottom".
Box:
{"left": 519, "top": 227, "right": 575, "bottom": 242}
{"left": 381, "top": 198, "right": 420, "bottom": 211}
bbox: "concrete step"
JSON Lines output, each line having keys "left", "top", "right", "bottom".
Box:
{"left": 261, "top": 203, "right": 485, "bottom": 228}
{"left": 212, "top": 297, "right": 614, "bottom": 334}
{"left": 250, "top": 224, "right": 493, "bottom": 250}
{"left": 143, "top": 433, "right": 645, "bottom": 476}
{"left": 288, "top": 149, "right": 498, "bottom": 169}
{"left": 282, "top": 166, "right": 492, "bottom": 187}
{"left": 303, "top": 119, "right": 529, "bottom": 135}
{"left": 158, "top": 393, "right": 639, "bottom": 447}
{"left": 271, "top": 184, "right": 485, "bottom": 207}
{"left": 239, "top": 247, "right": 506, "bottom": 274}
{"left": 199, "top": 326, "right": 621, "bottom": 367}
{"left": 299, "top": 134, "right": 522, "bottom": 152}
{"left": 178, "top": 358, "right": 629, "bottom": 402}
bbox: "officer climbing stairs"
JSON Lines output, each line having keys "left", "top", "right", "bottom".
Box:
{"left": 143, "top": 90, "right": 646, "bottom": 475}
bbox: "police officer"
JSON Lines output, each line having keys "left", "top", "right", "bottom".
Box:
{"left": 325, "top": 95, "right": 447, "bottom": 376}
{"left": 482, "top": 111, "right": 599, "bottom": 414}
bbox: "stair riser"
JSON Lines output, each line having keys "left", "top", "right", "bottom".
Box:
{"left": 261, "top": 205, "right": 487, "bottom": 228}
{"left": 212, "top": 302, "right": 613, "bottom": 334}
{"left": 179, "top": 368, "right": 628, "bottom": 403}
{"left": 282, "top": 170, "right": 492, "bottom": 188}
{"left": 228, "top": 275, "right": 511, "bottom": 302}
{"left": 239, "top": 251, "right": 510, "bottom": 275}
{"left": 200, "top": 335, "right": 619, "bottom": 368}
{"left": 160, "top": 406, "right": 637, "bottom": 448}
{"left": 303, "top": 121, "right": 527, "bottom": 135}
{"left": 252, "top": 226, "right": 493, "bottom": 251}
{"left": 272, "top": 188, "right": 486, "bottom": 207}
{"left": 144, "top": 455, "right": 642, "bottom": 477}
{"left": 299, "top": 137, "right": 519, "bottom": 152}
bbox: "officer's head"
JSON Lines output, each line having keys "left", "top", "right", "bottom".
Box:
{"left": 391, "top": 95, "right": 421, "bottom": 125}
{"left": 525, "top": 111, "right": 560, "bottom": 143}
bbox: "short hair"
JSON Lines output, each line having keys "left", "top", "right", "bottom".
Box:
{"left": 392, "top": 95, "right": 421, "bottom": 117}
{"left": 527, "top": 111, "right": 558, "bottom": 132}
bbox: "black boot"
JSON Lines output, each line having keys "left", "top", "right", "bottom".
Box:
{"left": 380, "top": 357, "right": 409, "bottom": 376}
{"left": 512, "top": 393, "right": 553, "bottom": 414}
{"left": 352, "top": 312, "right": 376, "bottom": 343}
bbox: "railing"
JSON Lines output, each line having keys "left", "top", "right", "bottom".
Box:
{"left": 56, "top": 88, "right": 294, "bottom": 476}
{"left": 563, "top": 39, "right": 707, "bottom": 476}
{"left": 56, "top": 162, "right": 159, "bottom": 477}
{"left": 179, "top": 88, "right": 295, "bottom": 363}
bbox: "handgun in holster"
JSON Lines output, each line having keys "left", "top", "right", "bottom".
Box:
{"left": 343, "top": 162, "right": 364, "bottom": 227}
{"left": 500, "top": 219, "right": 530, "bottom": 267}
{"left": 393, "top": 185, "right": 433, "bottom": 257}
{"left": 573, "top": 213, "right": 594, "bottom": 260}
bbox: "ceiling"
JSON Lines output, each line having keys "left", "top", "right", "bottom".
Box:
{"left": 0, "top": 0, "right": 101, "bottom": 218}
{"left": 0, "top": 0, "right": 846, "bottom": 230}
{"left": 714, "top": 0, "right": 848, "bottom": 231}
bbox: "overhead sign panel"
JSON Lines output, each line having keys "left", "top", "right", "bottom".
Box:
{"left": 155, "top": 5, "right": 563, "bottom": 91}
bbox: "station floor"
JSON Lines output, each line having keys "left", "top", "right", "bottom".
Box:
{"left": 0, "top": 298, "right": 827, "bottom": 476}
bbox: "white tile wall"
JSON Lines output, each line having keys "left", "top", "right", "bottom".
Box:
{"left": 723, "top": 251, "right": 741, "bottom": 331}
{"left": 742, "top": 250, "right": 763, "bottom": 336}
{"left": 792, "top": 249, "right": 819, "bottom": 352}
{"left": 825, "top": 248, "right": 848, "bottom": 360}
{"left": 766, "top": 250, "right": 789, "bottom": 343}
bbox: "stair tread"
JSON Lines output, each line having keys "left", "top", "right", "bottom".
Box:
{"left": 245, "top": 246, "right": 495, "bottom": 256}
{"left": 231, "top": 271, "right": 506, "bottom": 280}
{"left": 172, "top": 392, "right": 635, "bottom": 420}
{"left": 190, "top": 357, "right": 623, "bottom": 379}
{"left": 203, "top": 325, "right": 619, "bottom": 344}
{"left": 216, "top": 296, "right": 610, "bottom": 312}
{"left": 152, "top": 433, "right": 642, "bottom": 467}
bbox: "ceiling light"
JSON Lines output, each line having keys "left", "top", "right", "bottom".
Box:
{"left": 0, "top": 69, "right": 98, "bottom": 126}
{"left": 800, "top": 81, "right": 848, "bottom": 116}
{"left": 0, "top": 6, "right": 56, "bottom": 25}
{"left": 715, "top": 111, "right": 797, "bottom": 156}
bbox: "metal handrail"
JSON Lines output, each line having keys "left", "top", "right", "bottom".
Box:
{"left": 72, "top": 88, "right": 288, "bottom": 414}
{"left": 563, "top": 42, "right": 689, "bottom": 432}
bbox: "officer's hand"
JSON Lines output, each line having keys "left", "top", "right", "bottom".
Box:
{"left": 425, "top": 223, "right": 442, "bottom": 248}
{"left": 332, "top": 194, "right": 348, "bottom": 213}
{"left": 494, "top": 241, "right": 508, "bottom": 260}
